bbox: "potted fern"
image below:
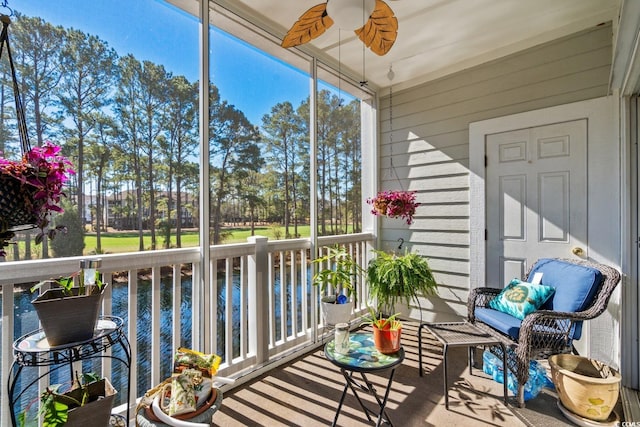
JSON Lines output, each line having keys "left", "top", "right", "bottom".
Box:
{"left": 364, "top": 249, "right": 438, "bottom": 351}
{"left": 366, "top": 249, "right": 438, "bottom": 315}
{"left": 312, "top": 246, "right": 363, "bottom": 326}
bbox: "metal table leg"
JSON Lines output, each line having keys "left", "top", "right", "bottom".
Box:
{"left": 418, "top": 323, "right": 425, "bottom": 377}
{"left": 371, "top": 369, "right": 396, "bottom": 426}
{"left": 332, "top": 372, "right": 351, "bottom": 427}
{"left": 443, "top": 343, "right": 450, "bottom": 409}
{"left": 500, "top": 344, "right": 508, "bottom": 406}
{"left": 333, "top": 368, "right": 397, "bottom": 426}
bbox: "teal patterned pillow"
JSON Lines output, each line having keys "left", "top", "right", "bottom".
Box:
{"left": 489, "top": 278, "right": 555, "bottom": 320}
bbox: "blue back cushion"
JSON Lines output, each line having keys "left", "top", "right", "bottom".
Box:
{"left": 527, "top": 258, "right": 603, "bottom": 312}
{"left": 526, "top": 258, "right": 603, "bottom": 340}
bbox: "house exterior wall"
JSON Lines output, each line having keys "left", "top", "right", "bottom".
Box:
{"left": 377, "top": 23, "right": 613, "bottom": 323}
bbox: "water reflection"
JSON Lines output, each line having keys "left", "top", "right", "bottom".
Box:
{"left": 7, "top": 265, "right": 312, "bottom": 414}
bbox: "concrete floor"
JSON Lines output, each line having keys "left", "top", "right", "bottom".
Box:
{"left": 211, "top": 321, "right": 595, "bottom": 426}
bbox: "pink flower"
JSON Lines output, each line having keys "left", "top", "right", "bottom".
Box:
{"left": 366, "top": 190, "right": 419, "bottom": 225}
{"left": 0, "top": 141, "right": 75, "bottom": 247}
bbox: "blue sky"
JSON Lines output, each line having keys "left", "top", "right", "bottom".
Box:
{"left": 14, "top": 0, "right": 313, "bottom": 125}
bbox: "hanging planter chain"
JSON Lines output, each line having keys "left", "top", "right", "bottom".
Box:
{"left": 1, "top": 15, "right": 31, "bottom": 154}
{"left": 387, "top": 68, "right": 404, "bottom": 190}
{"left": 0, "top": 15, "right": 36, "bottom": 246}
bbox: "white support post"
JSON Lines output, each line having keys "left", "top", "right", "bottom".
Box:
{"left": 198, "top": 0, "right": 211, "bottom": 353}
{"left": 310, "top": 58, "right": 319, "bottom": 342}
{"left": 248, "top": 236, "right": 269, "bottom": 364}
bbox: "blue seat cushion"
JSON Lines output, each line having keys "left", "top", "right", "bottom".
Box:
{"left": 475, "top": 307, "right": 523, "bottom": 340}
{"left": 475, "top": 307, "right": 568, "bottom": 343}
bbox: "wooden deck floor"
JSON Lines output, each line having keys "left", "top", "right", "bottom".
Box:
{"left": 211, "top": 321, "right": 579, "bottom": 426}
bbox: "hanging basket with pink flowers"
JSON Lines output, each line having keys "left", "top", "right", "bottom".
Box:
{"left": 366, "top": 190, "right": 419, "bottom": 225}
{"left": 0, "top": 143, "right": 74, "bottom": 236}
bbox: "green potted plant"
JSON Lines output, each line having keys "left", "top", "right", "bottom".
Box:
{"left": 31, "top": 259, "right": 107, "bottom": 346}
{"left": 363, "top": 307, "right": 402, "bottom": 354}
{"left": 312, "top": 246, "right": 363, "bottom": 326}
{"left": 366, "top": 249, "right": 438, "bottom": 316}
{"left": 363, "top": 249, "right": 438, "bottom": 352}
{"left": 19, "top": 372, "right": 117, "bottom": 427}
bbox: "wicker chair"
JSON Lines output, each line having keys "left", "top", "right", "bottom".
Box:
{"left": 468, "top": 258, "right": 621, "bottom": 407}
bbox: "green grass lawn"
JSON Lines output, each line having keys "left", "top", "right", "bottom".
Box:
{"left": 83, "top": 225, "right": 312, "bottom": 254}
{"left": 6, "top": 224, "right": 358, "bottom": 259}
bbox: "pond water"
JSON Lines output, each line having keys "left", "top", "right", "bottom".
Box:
{"left": 5, "top": 268, "right": 311, "bottom": 415}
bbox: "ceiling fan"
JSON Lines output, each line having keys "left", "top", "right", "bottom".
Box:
{"left": 281, "top": 0, "right": 398, "bottom": 56}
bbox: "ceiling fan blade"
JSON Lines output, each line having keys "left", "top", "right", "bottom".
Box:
{"left": 355, "top": 0, "right": 398, "bottom": 56}
{"left": 281, "top": 3, "right": 334, "bottom": 48}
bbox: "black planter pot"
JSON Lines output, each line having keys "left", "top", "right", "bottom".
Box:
{"left": 0, "top": 173, "right": 37, "bottom": 232}
{"left": 32, "top": 285, "right": 107, "bottom": 346}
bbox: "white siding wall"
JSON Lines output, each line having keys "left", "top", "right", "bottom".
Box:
{"left": 377, "top": 24, "right": 613, "bottom": 322}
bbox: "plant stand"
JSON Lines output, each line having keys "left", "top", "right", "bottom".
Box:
{"left": 8, "top": 316, "right": 132, "bottom": 426}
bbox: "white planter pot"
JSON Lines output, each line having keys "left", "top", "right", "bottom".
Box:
{"left": 321, "top": 296, "right": 353, "bottom": 326}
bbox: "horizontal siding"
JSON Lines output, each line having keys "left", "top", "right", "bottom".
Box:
{"left": 383, "top": 67, "right": 608, "bottom": 139}
{"left": 378, "top": 24, "right": 612, "bottom": 321}
{"left": 381, "top": 24, "right": 612, "bottom": 118}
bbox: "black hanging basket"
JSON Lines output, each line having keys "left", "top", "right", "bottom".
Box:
{"left": 0, "top": 14, "right": 36, "bottom": 234}
{"left": 0, "top": 174, "right": 38, "bottom": 232}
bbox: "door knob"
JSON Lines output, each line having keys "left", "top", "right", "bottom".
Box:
{"left": 572, "top": 247, "right": 584, "bottom": 256}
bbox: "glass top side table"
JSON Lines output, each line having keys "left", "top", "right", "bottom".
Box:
{"left": 325, "top": 331, "right": 404, "bottom": 426}
{"left": 418, "top": 321, "right": 508, "bottom": 409}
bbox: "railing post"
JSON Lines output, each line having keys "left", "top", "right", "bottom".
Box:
{"left": 248, "top": 236, "right": 269, "bottom": 364}
{"left": 1, "top": 284, "right": 14, "bottom": 427}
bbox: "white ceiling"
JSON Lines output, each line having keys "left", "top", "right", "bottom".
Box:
{"left": 188, "top": 0, "right": 620, "bottom": 92}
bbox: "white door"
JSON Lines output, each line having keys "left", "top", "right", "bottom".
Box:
{"left": 485, "top": 119, "right": 588, "bottom": 286}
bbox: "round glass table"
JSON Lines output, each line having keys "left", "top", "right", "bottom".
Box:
{"left": 325, "top": 331, "right": 404, "bottom": 426}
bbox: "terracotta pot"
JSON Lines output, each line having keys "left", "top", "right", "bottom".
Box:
{"left": 373, "top": 324, "right": 402, "bottom": 354}
{"left": 32, "top": 284, "right": 107, "bottom": 346}
{"left": 549, "top": 354, "right": 621, "bottom": 421}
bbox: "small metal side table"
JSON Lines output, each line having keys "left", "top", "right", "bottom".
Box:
{"left": 418, "top": 321, "right": 508, "bottom": 409}
{"left": 8, "top": 315, "right": 132, "bottom": 426}
{"left": 325, "top": 332, "right": 404, "bottom": 427}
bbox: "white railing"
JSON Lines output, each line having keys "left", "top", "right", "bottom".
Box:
{"left": 0, "top": 232, "right": 373, "bottom": 426}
